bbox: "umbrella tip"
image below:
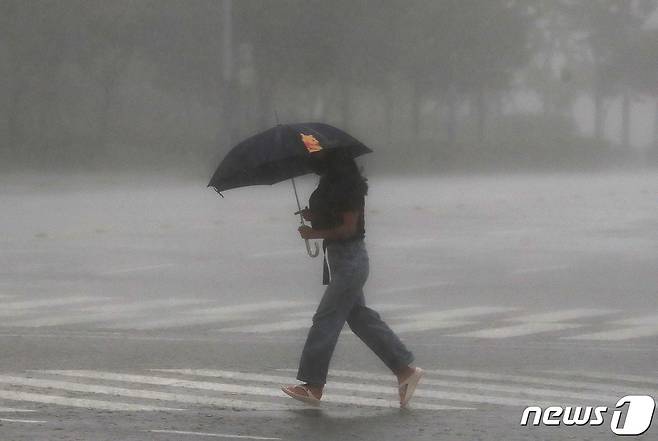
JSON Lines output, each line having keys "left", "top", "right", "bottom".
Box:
{"left": 208, "top": 186, "right": 224, "bottom": 198}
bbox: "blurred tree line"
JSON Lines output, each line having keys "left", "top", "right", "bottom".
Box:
{"left": 0, "top": 0, "right": 656, "bottom": 174}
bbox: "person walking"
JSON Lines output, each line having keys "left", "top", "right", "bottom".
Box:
{"left": 281, "top": 147, "right": 423, "bottom": 408}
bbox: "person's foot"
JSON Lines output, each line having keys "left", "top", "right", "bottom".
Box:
{"left": 396, "top": 365, "right": 416, "bottom": 400}
{"left": 396, "top": 366, "right": 423, "bottom": 407}
{"left": 281, "top": 383, "right": 323, "bottom": 405}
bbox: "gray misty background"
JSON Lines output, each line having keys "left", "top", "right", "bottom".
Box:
{"left": 1, "top": 4, "right": 658, "bottom": 439}
{"left": 1, "top": 0, "right": 657, "bottom": 176}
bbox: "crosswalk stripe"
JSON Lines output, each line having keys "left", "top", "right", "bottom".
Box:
{"left": 107, "top": 301, "right": 308, "bottom": 330}
{"left": 451, "top": 309, "right": 615, "bottom": 339}
{"left": 566, "top": 324, "right": 658, "bottom": 341}
{"left": 0, "top": 389, "right": 183, "bottom": 411}
{"left": 248, "top": 249, "right": 299, "bottom": 259}
{"left": 379, "top": 282, "right": 452, "bottom": 294}
{"left": 0, "top": 296, "right": 107, "bottom": 317}
{"left": 100, "top": 264, "right": 176, "bottom": 275}
{"left": 417, "top": 368, "right": 658, "bottom": 397}
{"left": 615, "top": 314, "right": 658, "bottom": 326}
{"left": 543, "top": 370, "right": 658, "bottom": 387}
{"left": 5, "top": 299, "right": 211, "bottom": 327}
{"left": 508, "top": 309, "right": 616, "bottom": 323}
{"left": 0, "top": 375, "right": 289, "bottom": 411}
{"left": 511, "top": 265, "right": 569, "bottom": 274}
{"left": 151, "top": 369, "right": 558, "bottom": 408}
{"left": 285, "top": 303, "right": 421, "bottom": 319}
{"left": 278, "top": 367, "right": 657, "bottom": 399}
{"left": 271, "top": 368, "right": 619, "bottom": 404}
{"left": 146, "top": 429, "right": 281, "bottom": 440}
{"left": 452, "top": 322, "right": 583, "bottom": 338}
{"left": 0, "top": 418, "right": 47, "bottom": 424}
{"left": 565, "top": 315, "right": 658, "bottom": 341}
{"left": 44, "top": 370, "right": 470, "bottom": 410}
{"left": 390, "top": 306, "right": 516, "bottom": 333}
{"left": 219, "top": 319, "right": 311, "bottom": 333}
{"left": 393, "top": 320, "right": 472, "bottom": 333}
{"left": 222, "top": 303, "right": 423, "bottom": 333}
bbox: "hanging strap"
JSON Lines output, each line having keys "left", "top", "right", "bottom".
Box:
{"left": 322, "top": 240, "right": 331, "bottom": 285}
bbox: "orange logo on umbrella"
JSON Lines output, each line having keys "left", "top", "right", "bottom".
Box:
{"left": 300, "top": 133, "right": 323, "bottom": 153}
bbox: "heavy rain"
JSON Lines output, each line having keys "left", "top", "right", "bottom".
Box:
{"left": 1, "top": 1, "right": 657, "bottom": 440}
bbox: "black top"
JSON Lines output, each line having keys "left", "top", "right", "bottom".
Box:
{"left": 309, "top": 173, "right": 366, "bottom": 245}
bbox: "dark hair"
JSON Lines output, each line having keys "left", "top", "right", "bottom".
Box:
{"left": 324, "top": 148, "right": 368, "bottom": 196}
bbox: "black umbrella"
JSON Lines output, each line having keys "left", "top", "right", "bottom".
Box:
{"left": 208, "top": 122, "right": 373, "bottom": 257}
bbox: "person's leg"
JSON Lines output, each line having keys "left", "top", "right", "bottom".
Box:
{"left": 287, "top": 241, "right": 369, "bottom": 402}
{"left": 346, "top": 293, "right": 421, "bottom": 403}
{"left": 295, "top": 276, "right": 363, "bottom": 396}
{"left": 346, "top": 292, "right": 415, "bottom": 376}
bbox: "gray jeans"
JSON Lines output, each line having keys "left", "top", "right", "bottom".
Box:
{"left": 296, "top": 239, "right": 415, "bottom": 385}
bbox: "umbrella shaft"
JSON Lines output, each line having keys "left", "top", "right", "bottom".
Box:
{"left": 291, "top": 177, "right": 305, "bottom": 225}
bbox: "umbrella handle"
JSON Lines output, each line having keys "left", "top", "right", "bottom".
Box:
{"left": 305, "top": 239, "right": 320, "bottom": 257}
{"left": 291, "top": 176, "right": 320, "bottom": 258}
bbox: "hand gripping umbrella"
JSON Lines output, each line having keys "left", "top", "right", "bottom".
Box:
{"left": 208, "top": 122, "right": 372, "bottom": 257}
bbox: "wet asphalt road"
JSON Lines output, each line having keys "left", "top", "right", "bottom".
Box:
{"left": 1, "top": 171, "right": 657, "bottom": 440}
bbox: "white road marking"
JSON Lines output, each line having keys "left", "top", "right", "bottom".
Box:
{"left": 566, "top": 324, "right": 658, "bottom": 341}
{"left": 0, "top": 374, "right": 289, "bottom": 411}
{"left": 0, "top": 296, "right": 107, "bottom": 317}
{"left": 511, "top": 309, "right": 616, "bottom": 323}
{"left": 100, "top": 263, "right": 177, "bottom": 275}
{"left": 390, "top": 306, "right": 516, "bottom": 333}
{"left": 511, "top": 265, "right": 569, "bottom": 274}
{"left": 147, "top": 429, "right": 281, "bottom": 440}
{"left": 150, "top": 369, "right": 557, "bottom": 408}
{"left": 414, "top": 368, "right": 658, "bottom": 397}
{"left": 0, "top": 407, "right": 36, "bottom": 412}
{"left": 379, "top": 282, "right": 451, "bottom": 294}
{"left": 453, "top": 322, "right": 583, "bottom": 338}
{"left": 0, "top": 417, "right": 47, "bottom": 424}
{"left": 220, "top": 306, "right": 511, "bottom": 334}
{"left": 219, "top": 319, "right": 311, "bottom": 333}
{"left": 248, "top": 249, "right": 300, "bottom": 259}
{"left": 45, "top": 370, "right": 470, "bottom": 410}
{"left": 270, "top": 369, "right": 619, "bottom": 404}
{"left": 285, "top": 303, "right": 421, "bottom": 319}
{"left": 108, "top": 300, "right": 308, "bottom": 330}
{"left": 5, "top": 298, "right": 211, "bottom": 327}
{"left": 0, "top": 389, "right": 183, "bottom": 411}
{"left": 565, "top": 314, "right": 658, "bottom": 341}
{"left": 543, "top": 370, "right": 658, "bottom": 387}
{"left": 452, "top": 308, "right": 615, "bottom": 338}
{"left": 378, "top": 238, "right": 440, "bottom": 249}
{"left": 615, "top": 315, "right": 658, "bottom": 326}
{"left": 277, "top": 367, "right": 658, "bottom": 400}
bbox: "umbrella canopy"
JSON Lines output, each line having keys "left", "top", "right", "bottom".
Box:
{"left": 208, "top": 122, "right": 372, "bottom": 194}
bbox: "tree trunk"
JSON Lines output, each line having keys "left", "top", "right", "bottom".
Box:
{"left": 654, "top": 99, "right": 658, "bottom": 150}
{"left": 7, "top": 62, "right": 27, "bottom": 159}
{"left": 257, "top": 78, "right": 274, "bottom": 128}
{"left": 476, "top": 86, "right": 486, "bottom": 142}
{"left": 98, "top": 80, "right": 115, "bottom": 154}
{"left": 410, "top": 80, "right": 420, "bottom": 151}
{"left": 384, "top": 74, "right": 395, "bottom": 151}
{"left": 593, "top": 72, "right": 606, "bottom": 142}
{"left": 593, "top": 91, "right": 604, "bottom": 141}
{"left": 446, "top": 85, "right": 458, "bottom": 148}
{"left": 7, "top": 84, "right": 23, "bottom": 157}
{"left": 340, "top": 81, "right": 351, "bottom": 131}
{"left": 620, "top": 89, "right": 630, "bottom": 150}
